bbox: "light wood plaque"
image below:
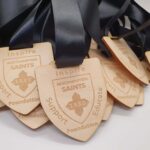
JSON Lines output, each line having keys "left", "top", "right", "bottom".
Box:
{"left": 89, "top": 49, "right": 141, "bottom": 108}
{"left": 103, "top": 37, "right": 149, "bottom": 85}
{"left": 0, "top": 43, "right": 53, "bottom": 114}
{"left": 35, "top": 58, "right": 107, "bottom": 141}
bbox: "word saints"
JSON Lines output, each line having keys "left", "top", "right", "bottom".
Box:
{"left": 62, "top": 83, "right": 86, "bottom": 92}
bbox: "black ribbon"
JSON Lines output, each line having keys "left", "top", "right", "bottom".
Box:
{"left": 0, "top": 0, "right": 91, "bottom": 68}
{"left": 0, "top": 0, "right": 38, "bottom": 28}
{"left": 9, "top": 0, "right": 43, "bottom": 49}
{"left": 98, "top": 0, "right": 150, "bottom": 59}
{"left": 0, "top": 0, "right": 149, "bottom": 67}
{"left": 51, "top": 0, "right": 90, "bottom": 67}
{"left": 0, "top": 0, "right": 38, "bottom": 47}
{"left": 77, "top": 0, "right": 110, "bottom": 56}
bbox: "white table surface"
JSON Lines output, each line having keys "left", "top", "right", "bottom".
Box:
{"left": 0, "top": 1, "right": 150, "bottom": 150}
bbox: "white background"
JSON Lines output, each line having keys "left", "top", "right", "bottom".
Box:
{"left": 0, "top": 1, "right": 150, "bottom": 150}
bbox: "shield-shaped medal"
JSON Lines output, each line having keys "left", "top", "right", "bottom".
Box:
{"left": 89, "top": 49, "right": 140, "bottom": 108}
{"left": 36, "top": 58, "right": 107, "bottom": 141}
{"left": 0, "top": 43, "right": 53, "bottom": 114}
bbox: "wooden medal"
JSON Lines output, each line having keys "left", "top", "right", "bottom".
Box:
{"left": 103, "top": 37, "right": 149, "bottom": 85}
{"left": 35, "top": 58, "right": 107, "bottom": 141}
{"left": 89, "top": 49, "right": 141, "bottom": 108}
{"left": 0, "top": 43, "right": 53, "bottom": 114}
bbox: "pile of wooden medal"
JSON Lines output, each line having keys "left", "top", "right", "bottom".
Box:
{"left": 0, "top": 0, "right": 150, "bottom": 143}
{"left": 0, "top": 37, "right": 150, "bottom": 142}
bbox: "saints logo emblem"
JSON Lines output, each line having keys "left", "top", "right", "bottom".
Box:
{"left": 12, "top": 71, "right": 35, "bottom": 91}
{"left": 66, "top": 93, "right": 89, "bottom": 116}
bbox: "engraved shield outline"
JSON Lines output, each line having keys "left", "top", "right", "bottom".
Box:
{"left": 52, "top": 73, "right": 95, "bottom": 124}
{"left": 3, "top": 55, "right": 41, "bottom": 98}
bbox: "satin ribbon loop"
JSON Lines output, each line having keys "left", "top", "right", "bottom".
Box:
{"left": 51, "top": 0, "right": 90, "bottom": 68}
{"left": 9, "top": 0, "right": 43, "bottom": 50}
